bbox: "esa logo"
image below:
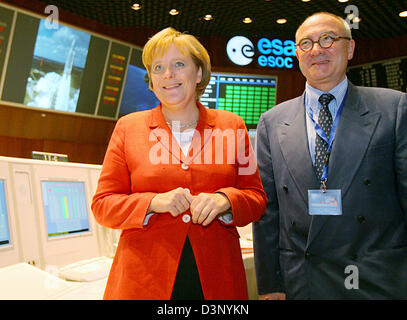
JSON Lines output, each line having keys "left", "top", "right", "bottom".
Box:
{"left": 226, "top": 36, "right": 295, "bottom": 69}
{"left": 226, "top": 36, "right": 255, "bottom": 66}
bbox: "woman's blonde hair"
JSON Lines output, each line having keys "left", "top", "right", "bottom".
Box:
{"left": 142, "top": 27, "right": 211, "bottom": 99}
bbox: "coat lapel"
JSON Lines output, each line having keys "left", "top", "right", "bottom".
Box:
{"left": 326, "top": 83, "right": 381, "bottom": 196}
{"left": 307, "top": 82, "right": 381, "bottom": 247}
{"left": 278, "top": 93, "right": 320, "bottom": 204}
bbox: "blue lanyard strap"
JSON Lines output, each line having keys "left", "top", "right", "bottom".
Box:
{"left": 306, "top": 89, "right": 348, "bottom": 189}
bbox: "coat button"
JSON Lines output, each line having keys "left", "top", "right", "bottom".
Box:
{"left": 182, "top": 214, "right": 191, "bottom": 223}
{"left": 181, "top": 163, "right": 189, "bottom": 170}
{"left": 363, "top": 179, "right": 371, "bottom": 186}
{"left": 305, "top": 252, "right": 311, "bottom": 259}
{"left": 357, "top": 216, "right": 366, "bottom": 223}
{"left": 283, "top": 185, "right": 288, "bottom": 193}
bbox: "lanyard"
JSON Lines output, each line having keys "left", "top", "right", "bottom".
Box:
{"left": 306, "top": 89, "right": 348, "bottom": 190}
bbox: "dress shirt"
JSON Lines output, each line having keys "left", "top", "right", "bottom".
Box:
{"left": 305, "top": 77, "right": 348, "bottom": 164}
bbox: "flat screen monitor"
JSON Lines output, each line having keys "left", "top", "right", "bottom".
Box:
{"left": 1, "top": 6, "right": 129, "bottom": 119}
{"left": 32, "top": 163, "right": 101, "bottom": 268}
{"left": 200, "top": 72, "right": 277, "bottom": 129}
{"left": 118, "top": 48, "right": 159, "bottom": 117}
{"left": 0, "top": 180, "right": 11, "bottom": 247}
{"left": 24, "top": 19, "right": 91, "bottom": 113}
{"left": 41, "top": 181, "right": 90, "bottom": 238}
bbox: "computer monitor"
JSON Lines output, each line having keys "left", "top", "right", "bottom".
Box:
{"left": 0, "top": 157, "right": 21, "bottom": 268}
{"left": 0, "top": 180, "right": 11, "bottom": 247}
{"left": 41, "top": 181, "right": 90, "bottom": 238}
{"left": 32, "top": 162, "right": 101, "bottom": 268}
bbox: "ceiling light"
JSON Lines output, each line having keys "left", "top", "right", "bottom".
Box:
{"left": 203, "top": 14, "right": 213, "bottom": 21}
{"left": 131, "top": 3, "right": 141, "bottom": 10}
{"left": 338, "top": 0, "right": 349, "bottom": 2}
{"left": 169, "top": 9, "right": 179, "bottom": 15}
{"left": 243, "top": 17, "right": 252, "bottom": 24}
{"left": 400, "top": 11, "right": 407, "bottom": 17}
{"left": 276, "top": 18, "right": 287, "bottom": 24}
{"left": 301, "top": 0, "right": 311, "bottom": 2}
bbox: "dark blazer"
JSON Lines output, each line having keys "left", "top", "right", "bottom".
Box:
{"left": 253, "top": 81, "right": 407, "bottom": 299}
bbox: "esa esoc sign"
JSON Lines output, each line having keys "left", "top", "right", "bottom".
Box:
{"left": 226, "top": 36, "right": 295, "bottom": 69}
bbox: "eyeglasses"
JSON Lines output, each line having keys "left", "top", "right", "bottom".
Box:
{"left": 296, "top": 33, "right": 351, "bottom": 52}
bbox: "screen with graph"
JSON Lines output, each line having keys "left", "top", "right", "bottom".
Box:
{"left": 0, "top": 180, "right": 10, "bottom": 247}
{"left": 200, "top": 72, "right": 277, "bottom": 129}
{"left": 41, "top": 181, "right": 90, "bottom": 238}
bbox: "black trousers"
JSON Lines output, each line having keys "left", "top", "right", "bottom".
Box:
{"left": 171, "top": 236, "right": 204, "bottom": 300}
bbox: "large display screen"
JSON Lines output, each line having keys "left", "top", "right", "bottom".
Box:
{"left": 118, "top": 48, "right": 159, "bottom": 117}
{"left": 41, "top": 181, "right": 90, "bottom": 238}
{"left": 0, "top": 180, "right": 11, "bottom": 247}
{"left": 24, "top": 19, "right": 91, "bottom": 112}
{"left": 0, "top": 5, "right": 131, "bottom": 119}
{"left": 347, "top": 56, "right": 407, "bottom": 93}
{"left": 0, "top": 4, "right": 280, "bottom": 123}
{"left": 200, "top": 73, "right": 277, "bottom": 128}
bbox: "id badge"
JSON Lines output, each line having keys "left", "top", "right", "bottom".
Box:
{"left": 308, "top": 189, "right": 342, "bottom": 215}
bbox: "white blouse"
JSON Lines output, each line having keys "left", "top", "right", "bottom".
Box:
{"left": 171, "top": 128, "right": 195, "bottom": 157}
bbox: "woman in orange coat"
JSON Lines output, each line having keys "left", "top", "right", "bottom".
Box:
{"left": 91, "top": 27, "right": 267, "bottom": 300}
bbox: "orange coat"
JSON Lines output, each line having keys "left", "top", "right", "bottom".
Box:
{"left": 91, "top": 102, "right": 267, "bottom": 299}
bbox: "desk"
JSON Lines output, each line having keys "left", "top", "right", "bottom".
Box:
{"left": 0, "top": 263, "right": 82, "bottom": 299}
{"left": 0, "top": 242, "right": 259, "bottom": 300}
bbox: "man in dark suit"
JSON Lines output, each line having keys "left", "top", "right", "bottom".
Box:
{"left": 253, "top": 11, "right": 407, "bottom": 299}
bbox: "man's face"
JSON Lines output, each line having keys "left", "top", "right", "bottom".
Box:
{"left": 295, "top": 14, "right": 355, "bottom": 91}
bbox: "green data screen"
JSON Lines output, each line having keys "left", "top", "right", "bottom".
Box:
{"left": 201, "top": 73, "right": 277, "bottom": 128}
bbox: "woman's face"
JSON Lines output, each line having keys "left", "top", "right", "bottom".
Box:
{"left": 150, "top": 44, "right": 202, "bottom": 110}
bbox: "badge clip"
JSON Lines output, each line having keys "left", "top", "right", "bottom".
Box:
{"left": 321, "top": 179, "right": 327, "bottom": 193}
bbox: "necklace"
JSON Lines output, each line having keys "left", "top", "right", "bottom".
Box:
{"left": 166, "top": 119, "right": 198, "bottom": 129}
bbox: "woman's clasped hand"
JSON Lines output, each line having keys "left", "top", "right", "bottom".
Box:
{"left": 148, "top": 187, "right": 231, "bottom": 226}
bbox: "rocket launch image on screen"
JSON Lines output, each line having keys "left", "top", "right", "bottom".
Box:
{"left": 24, "top": 19, "right": 91, "bottom": 112}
